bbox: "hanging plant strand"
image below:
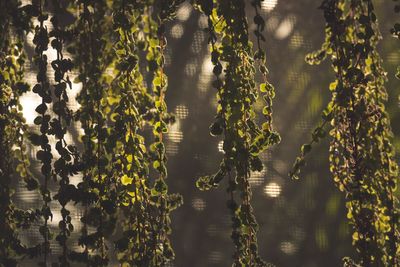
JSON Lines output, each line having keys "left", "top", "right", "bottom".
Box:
{"left": 49, "top": 1, "right": 80, "bottom": 266}
{"left": 291, "top": 0, "right": 400, "bottom": 265}
{"left": 0, "top": 1, "right": 41, "bottom": 264}
{"left": 111, "top": 0, "right": 157, "bottom": 265}
{"left": 31, "top": 1, "right": 54, "bottom": 265}
{"left": 71, "top": 1, "right": 114, "bottom": 265}
{"left": 110, "top": 1, "right": 183, "bottom": 265}
{"left": 70, "top": 2, "right": 94, "bottom": 264}
{"left": 195, "top": 0, "right": 280, "bottom": 266}
{"left": 146, "top": 0, "right": 184, "bottom": 264}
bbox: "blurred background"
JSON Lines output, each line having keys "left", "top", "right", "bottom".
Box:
{"left": 15, "top": 0, "right": 399, "bottom": 266}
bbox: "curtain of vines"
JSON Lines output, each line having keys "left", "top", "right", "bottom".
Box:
{"left": 0, "top": 0, "right": 183, "bottom": 266}
{"left": 291, "top": 0, "right": 400, "bottom": 265}
{"left": 1, "top": 0, "right": 400, "bottom": 266}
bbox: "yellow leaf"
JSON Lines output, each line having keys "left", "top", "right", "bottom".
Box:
{"left": 352, "top": 232, "right": 359, "bottom": 241}
{"left": 127, "top": 188, "right": 142, "bottom": 203}
{"left": 121, "top": 175, "right": 133, "bottom": 185}
{"left": 139, "top": 144, "right": 147, "bottom": 153}
{"left": 329, "top": 81, "right": 337, "bottom": 91}
{"left": 107, "top": 96, "right": 120, "bottom": 105}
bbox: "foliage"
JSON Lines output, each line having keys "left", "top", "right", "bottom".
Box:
{"left": 49, "top": 1, "right": 80, "bottom": 266}
{"left": 291, "top": 0, "right": 400, "bottom": 265}
{"left": 30, "top": 1, "right": 55, "bottom": 265}
{"left": 0, "top": 0, "right": 399, "bottom": 266}
{"left": 0, "top": 1, "right": 40, "bottom": 266}
{"left": 69, "top": 0, "right": 183, "bottom": 266}
{"left": 70, "top": 1, "right": 115, "bottom": 265}
{"left": 193, "top": 0, "right": 279, "bottom": 265}
{"left": 110, "top": 0, "right": 183, "bottom": 265}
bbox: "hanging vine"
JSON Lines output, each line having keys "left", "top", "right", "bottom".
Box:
{"left": 69, "top": 0, "right": 184, "bottom": 265}
{"left": 49, "top": 1, "right": 80, "bottom": 266}
{"left": 251, "top": 1, "right": 278, "bottom": 166}
{"left": 111, "top": 1, "right": 157, "bottom": 265}
{"left": 30, "top": 1, "right": 55, "bottom": 265}
{"left": 71, "top": 0, "right": 115, "bottom": 265}
{"left": 290, "top": 0, "right": 400, "bottom": 265}
{"left": 0, "top": 1, "right": 41, "bottom": 265}
{"left": 146, "top": 1, "right": 184, "bottom": 265}
{"left": 194, "top": 0, "right": 280, "bottom": 265}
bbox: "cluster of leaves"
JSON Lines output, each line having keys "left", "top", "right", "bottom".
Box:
{"left": 291, "top": 0, "right": 400, "bottom": 265}
{"left": 0, "top": 1, "right": 41, "bottom": 265}
{"left": 29, "top": 2, "right": 82, "bottom": 266}
{"left": 67, "top": 0, "right": 183, "bottom": 266}
{"left": 30, "top": 1, "right": 56, "bottom": 265}
{"left": 0, "top": 0, "right": 184, "bottom": 266}
{"left": 111, "top": 1, "right": 153, "bottom": 265}
{"left": 109, "top": 0, "right": 183, "bottom": 266}
{"left": 194, "top": 0, "right": 279, "bottom": 266}
{"left": 49, "top": 1, "right": 80, "bottom": 266}
{"left": 141, "top": 0, "right": 184, "bottom": 265}
{"left": 70, "top": 1, "right": 115, "bottom": 265}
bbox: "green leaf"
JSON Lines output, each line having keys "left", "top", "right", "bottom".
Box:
{"left": 121, "top": 175, "right": 133, "bottom": 186}
{"left": 153, "top": 178, "right": 168, "bottom": 195}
